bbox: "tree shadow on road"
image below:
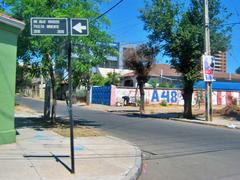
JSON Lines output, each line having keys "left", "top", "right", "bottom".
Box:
{"left": 114, "top": 112, "right": 182, "bottom": 119}
{"left": 15, "top": 116, "right": 102, "bottom": 132}
{"left": 113, "top": 111, "right": 205, "bottom": 120}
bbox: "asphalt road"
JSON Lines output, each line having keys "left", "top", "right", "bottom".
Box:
{"left": 16, "top": 96, "right": 240, "bottom": 180}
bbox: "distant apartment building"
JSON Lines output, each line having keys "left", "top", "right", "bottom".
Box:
{"left": 98, "top": 42, "right": 137, "bottom": 69}
{"left": 93, "top": 42, "right": 136, "bottom": 77}
{"left": 214, "top": 51, "right": 226, "bottom": 73}
{"left": 98, "top": 42, "right": 120, "bottom": 69}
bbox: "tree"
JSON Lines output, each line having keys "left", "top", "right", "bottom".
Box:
{"left": 16, "top": 62, "right": 32, "bottom": 92}
{"left": 0, "top": 0, "right": 5, "bottom": 12}
{"left": 104, "top": 72, "right": 121, "bottom": 86}
{"left": 90, "top": 73, "right": 105, "bottom": 86}
{"left": 148, "top": 79, "right": 158, "bottom": 88}
{"left": 140, "top": 0, "right": 232, "bottom": 118}
{"left": 4, "top": 0, "right": 114, "bottom": 122}
{"left": 124, "top": 44, "right": 158, "bottom": 114}
{"left": 236, "top": 67, "right": 240, "bottom": 74}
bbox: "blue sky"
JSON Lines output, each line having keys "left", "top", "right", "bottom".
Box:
{"left": 101, "top": 0, "right": 240, "bottom": 73}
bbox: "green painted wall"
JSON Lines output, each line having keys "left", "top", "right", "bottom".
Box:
{"left": 0, "top": 22, "right": 20, "bottom": 144}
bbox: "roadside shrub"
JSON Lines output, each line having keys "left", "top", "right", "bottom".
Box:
{"left": 158, "top": 82, "right": 168, "bottom": 88}
{"left": 149, "top": 80, "right": 158, "bottom": 88}
{"left": 160, "top": 100, "right": 167, "bottom": 106}
{"left": 158, "top": 82, "right": 176, "bottom": 88}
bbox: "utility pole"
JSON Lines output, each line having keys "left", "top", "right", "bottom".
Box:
{"left": 204, "top": 0, "right": 213, "bottom": 121}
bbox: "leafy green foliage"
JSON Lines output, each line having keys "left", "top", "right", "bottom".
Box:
{"left": 16, "top": 63, "right": 32, "bottom": 91}
{"left": 3, "top": 0, "right": 115, "bottom": 85}
{"left": 158, "top": 82, "right": 175, "bottom": 88}
{"left": 90, "top": 72, "right": 121, "bottom": 86}
{"left": 160, "top": 100, "right": 168, "bottom": 106}
{"left": 90, "top": 73, "right": 105, "bottom": 86}
{"left": 148, "top": 79, "right": 176, "bottom": 88}
{"left": 140, "top": 0, "right": 232, "bottom": 118}
{"left": 104, "top": 72, "right": 121, "bottom": 86}
{"left": 235, "top": 67, "right": 240, "bottom": 74}
{"left": 149, "top": 79, "right": 158, "bottom": 88}
{"left": 3, "top": 0, "right": 115, "bottom": 118}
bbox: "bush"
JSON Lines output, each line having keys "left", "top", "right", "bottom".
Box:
{"left": 90, "top": 74, "right": 105, "bottom": 86}
{"left": 158, "top": 82, "right": 168, "bottom": 88}
{"left": 168, "top": 84, "right": 176, "bottom": 88}
{"left": 104, "top": 72, "right": 121, "bottom": 86}
{"left": 160, "top": 100, "right": 167, "bottom": 106}
{"left": 158, "top": 82, "right": 176, "bottom": 88}
{"left": 149, "top": 80, "right": 158, "bottom": 88}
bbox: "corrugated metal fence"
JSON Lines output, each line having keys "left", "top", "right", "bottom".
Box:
{"left": 91, "top": 86, "right": 112, "bottom": 105}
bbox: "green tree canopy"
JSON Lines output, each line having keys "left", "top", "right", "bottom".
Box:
{"left": 3, "top": 0, "right": 116, "bottom": 119}
{"left": 140, "top": 0, "right": 232, "bottom": 118}
{"left": 236, "top": 67, "right": 240, "bottom": 74}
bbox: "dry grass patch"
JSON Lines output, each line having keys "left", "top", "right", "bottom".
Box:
{"left": 145, "top": 104, "right": 183, "bottom": 114}
{"left": 15, "top": 104, "right": 105, "bottom": 137}
{"left": 144, "top": 104, "right": 230, "bottom": 118}
{"left": 52, "top": 125, "right": 106, "bottom": 137}
{"left": 214, "top": 105, "right": 240, "bottom": 118}
{"left": 15, "top": 104, "right": 36, "bottom": 113}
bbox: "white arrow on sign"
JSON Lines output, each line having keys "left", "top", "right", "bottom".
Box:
{"left": 72, "top": 22, "right": 87, "bottom": 33}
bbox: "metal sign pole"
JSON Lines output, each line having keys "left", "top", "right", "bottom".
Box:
{"left": 67, "top": 25, "right": 75, "bottom": 173}
{"left": 30, "top": 17, "right": 89, "bottom": 174}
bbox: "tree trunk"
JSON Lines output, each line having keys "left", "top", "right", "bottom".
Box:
{"left": 182, "top": 82, "right": 194, "bottom": 119}
{"left": 86, "top": 85, "right": 90, "bottom": 105}
{"left": 44, "top": 80, "right": 51, "bottom": 119}
{"left": 46, "top": 54, "right": 57, "bottom": 124}
{"left": 49, "top": 65, "right": 57, "bottom": 123}
{"left": 134, "top": 85, "right": 138, "bottom": 107}
{"left": 139, "top": 82, "right": 145, "bottom": 115}
{"left": 86, "top": 75, "right": 91, "bottom": 106}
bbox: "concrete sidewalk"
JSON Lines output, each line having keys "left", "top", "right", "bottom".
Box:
{"left": 0, "top": 114, "right": 141, "bottom": 180}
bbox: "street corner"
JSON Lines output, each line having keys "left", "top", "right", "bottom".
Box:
{"left": 103, "top": 136, "right": 142, "bottom": 180}
{"left": 76, "top": 135, "right": 142, "bottom": 180}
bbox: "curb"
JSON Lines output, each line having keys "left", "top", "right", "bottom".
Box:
{"left": 122, "top": 146, "right": 142, "bottom": 180}
{"left": 107, "top": 136, "right": 142, "bottom": 180}
{"left": 170, "top": 117, "right": 240, "bottom": 130}
{"left": 111, "top": 111, "right": 240, "bottom": 131}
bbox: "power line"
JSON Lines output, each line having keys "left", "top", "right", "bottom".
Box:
{"left": 232, "top": 0, "right": 240, "bottom": 17}
{"left": 217, "top": 22, "right": 240, "bottom": 27}
{"left": 91, "top": 0, "right": 124, "bottom": 23}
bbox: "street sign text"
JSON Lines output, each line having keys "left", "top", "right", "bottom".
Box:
{"left": 31, "top": 18, "right": 68, "bottom": 36}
